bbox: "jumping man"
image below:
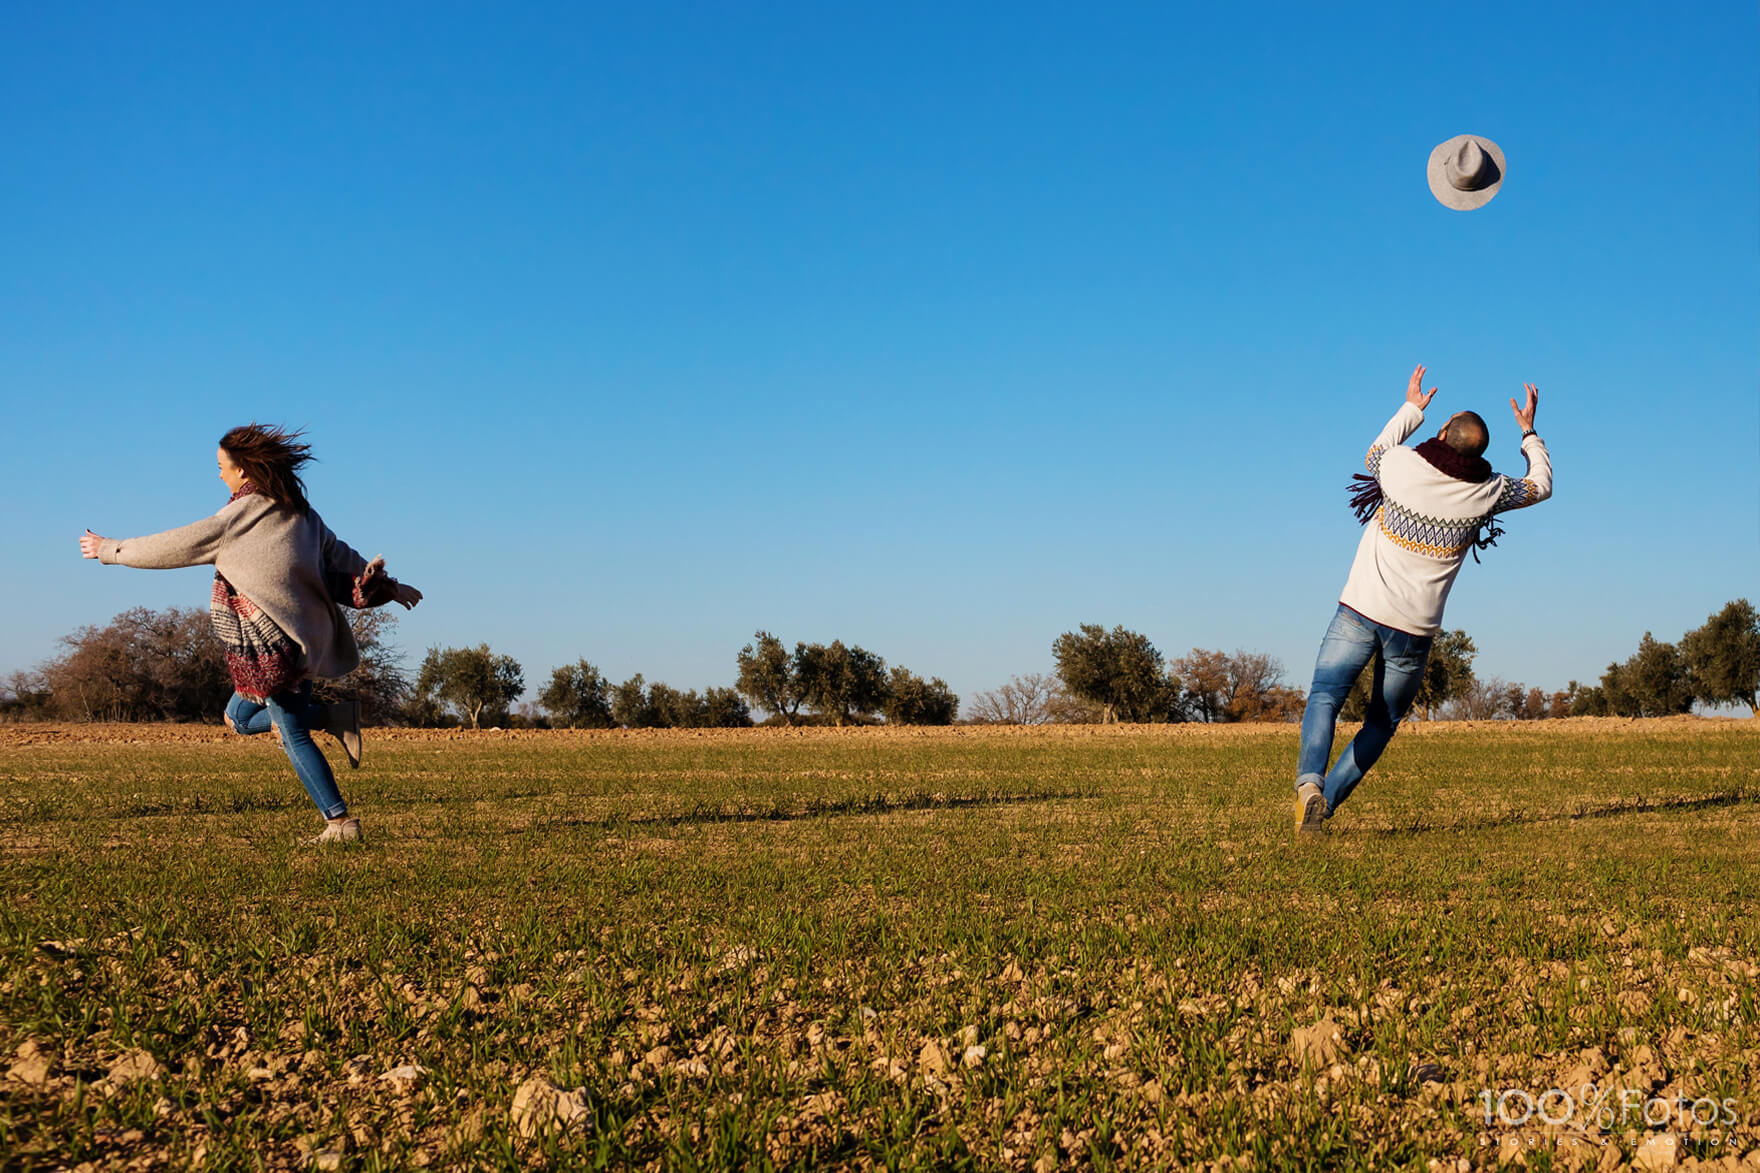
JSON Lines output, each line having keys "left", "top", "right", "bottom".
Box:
{"left": 1295, "top": 365, "right": 1552, "bottom": 831}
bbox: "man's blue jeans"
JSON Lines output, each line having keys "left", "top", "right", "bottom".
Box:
{"left": 1297, "top": 605, "right": 1433, "bottom": 815}
{"left": 225, "top": 682, "right": 348, "bottom": 819}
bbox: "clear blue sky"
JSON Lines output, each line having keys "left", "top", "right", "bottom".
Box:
{"left": 3, "top": 2, "right": 1756, "bottom": 709}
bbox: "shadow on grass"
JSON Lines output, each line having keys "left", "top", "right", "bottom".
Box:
{"left": 1360, "top": 787, "right": 1760, "bottom": 837}
{"left": 518, "top": 788, "right": 1098, "bottom": 832}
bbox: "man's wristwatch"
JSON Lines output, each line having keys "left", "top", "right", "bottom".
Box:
{"left": 1521, "top": 428, "right": 1538, "bottom": 439}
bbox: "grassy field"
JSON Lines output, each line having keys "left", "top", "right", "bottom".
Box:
{"left": 2, "top": 718, "right": 1758, "bottom": 1171}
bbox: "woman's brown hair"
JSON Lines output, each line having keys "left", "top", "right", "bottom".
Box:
{"left": 219, "top": 424, "right": 315, "bottom": 515}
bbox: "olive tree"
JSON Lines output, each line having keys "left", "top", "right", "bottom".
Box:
{"left": 413, "top": 643, "right": 524, "bottom": 729}
{"left": 1052, "top": 624, "right": 1175, "bottom": 723}
{"left": 795, "top": 640, "right": 888, "bottom": 725}
{"left": 735, "top": 631, "right": 804, "bottom": 725}
{"left": 881, "top": 667, "right": 959, "bottom": 725}
{"left": 1683, "top": 599, "right": 1759, "bottom": 714}
{"left": 538, "top": 659, "right": 615, "bottom": 728}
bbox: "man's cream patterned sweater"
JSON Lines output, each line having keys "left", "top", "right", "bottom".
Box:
{"left": 1339, "top": 402, "right": 1552, "bottom": 637}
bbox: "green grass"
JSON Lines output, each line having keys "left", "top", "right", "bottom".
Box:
{"left": 2, "top": 719, "right": 1757, "bottom": 1170}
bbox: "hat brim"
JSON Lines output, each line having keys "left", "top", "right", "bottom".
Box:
{"left": 1427, "top": 135, "right": 1506, "bottom": 211}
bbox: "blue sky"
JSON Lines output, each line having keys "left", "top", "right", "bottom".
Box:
{"left": 3, "top": 2, "right": 1756, "bottom": 709}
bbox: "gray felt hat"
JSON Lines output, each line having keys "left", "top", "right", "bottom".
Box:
{"left": 1427, "top": 134, "right": 1506, "bottom": 211}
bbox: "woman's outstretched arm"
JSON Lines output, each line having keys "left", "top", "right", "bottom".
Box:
{"left": 80, "top": 513, "right": 229, "bottom": 569}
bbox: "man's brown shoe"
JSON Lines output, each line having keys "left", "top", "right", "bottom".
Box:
{"left": 1296, "top": 782, "right": 1327, "bottom": 834}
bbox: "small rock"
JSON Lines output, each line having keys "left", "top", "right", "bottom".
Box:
{"left": 310, "top": 1150, "right": 344, "bottom": 1171}
{"left": 1634, "top": 1133, "right": 1679, "bottom": 1170}
{"left": 1290, "top": 1018, "right": 1346, "bottom": 1068}
{"left": 509, "top": 1076, "right": 592, "bottom": 1139}
{"left": 8, "top": 1054, "right": 52, "bottom": 1086}
{"left": 380, "top": 1064, "right": 427, "bottom": 1093}
{"left": 107, "top": 1049, "right": 166, "bottom": 1086}
{"left": 961, "top": 1044, "right": 986, "bottom": 1068}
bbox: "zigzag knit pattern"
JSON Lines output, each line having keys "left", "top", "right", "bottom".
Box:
{"left": 1493, "top": 477, "right": 1543, "bottom": 514}
{"left": 1375, "top": 498, "right": 1485, "bottom": 560}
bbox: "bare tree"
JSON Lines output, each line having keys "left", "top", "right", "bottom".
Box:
{"left": 967, "top": 673, "right": 1059, "bottom": 724}
{"left": 0, "top": 670, "right": 53, "bottom": 722}
{"left": 1170, "top": 649, "right": 1304, "bottom": 723}
{"left": 39, "top": 607, "right": 229, "bottom": 722}
{"left": 313, "top": 609, "right": 409, "bottom": 725}
{"left": 1443, "top": 675, "right": 1510, "bottom": 720}
{"left": 1521, "top": 687, "right": 1548, "bottom": 720}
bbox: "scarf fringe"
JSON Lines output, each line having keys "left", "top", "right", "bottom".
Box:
{"left": 1348, "top": 473, "right": 1382, "bottom": 525}
{"left": 1346, "top": 442, "right": 1504, "bottom": 561}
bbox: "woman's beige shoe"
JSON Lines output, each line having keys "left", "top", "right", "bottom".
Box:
{"left": 304, "top": 818, "right": 362, "bottom": 845}
{"left": 324, "top": 700, "right": 362, "bottom": 768}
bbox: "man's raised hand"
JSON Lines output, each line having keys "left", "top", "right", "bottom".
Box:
{"left": 1511, "top": 383, "right": 1538, "bottom": 432}
{"left": 1405, "top": 364, "right": 1437, "bottom": 411}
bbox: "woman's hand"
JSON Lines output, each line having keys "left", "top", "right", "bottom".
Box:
{"left": 80, "top": 530, "right": 106, "bottom": 559}
{"left": 393, "top": 582, "right": 423, "bottom": 609}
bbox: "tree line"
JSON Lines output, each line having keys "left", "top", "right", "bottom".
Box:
{"left": 4, "top": 601, "right": 1753, "bottom": 726}
{"left": 1, "top": 607, "right": 407, "bottom": 725}
{"left": 1008, "top": 624, "right": 1310, "bottom": 724}
{"left": 1561, "top": 600, "right": 1758, "bottom": 717}
{"left": 0, "top": 617, "right": 960, "bottom": 730}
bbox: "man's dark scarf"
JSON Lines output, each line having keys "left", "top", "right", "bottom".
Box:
{"left": 1348, "top": 438, "right": 1503, "bottom": 561}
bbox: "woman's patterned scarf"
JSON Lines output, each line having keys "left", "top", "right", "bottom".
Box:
{"left": 210, "top": 483, "right": 399, "bottom": 700}
{"left": 1347, "top": 439, "right": 1503, "bottom": 560}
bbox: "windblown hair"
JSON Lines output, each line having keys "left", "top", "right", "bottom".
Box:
{"left": 219, "top": 424, "right": 314, "bottom": 515}
{"left": 1442, "top": 410, "right": 1489, "bottom": 458}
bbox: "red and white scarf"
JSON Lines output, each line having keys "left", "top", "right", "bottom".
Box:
{"left": 210, "top": 483, "right": 399, "bottom": 699}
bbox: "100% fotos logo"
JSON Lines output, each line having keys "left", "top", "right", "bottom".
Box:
{"left": 1481, "top": 1086, "right": 1738, "bottom": 1130}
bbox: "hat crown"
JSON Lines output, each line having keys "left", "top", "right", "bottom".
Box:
{"left": 1446, "top": 140, "right": 1493, "bottom": 191}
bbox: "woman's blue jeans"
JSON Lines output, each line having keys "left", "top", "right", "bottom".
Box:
{"left": 1297, "top": 605, "right": 1433, "bottom": 814}
{"left": 225, "top": 682, "right": 347, "bottom": 819}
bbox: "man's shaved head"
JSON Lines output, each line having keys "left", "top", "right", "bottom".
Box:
{"left": 1440, "top": 410, "right": 1489, "bottom": 458}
